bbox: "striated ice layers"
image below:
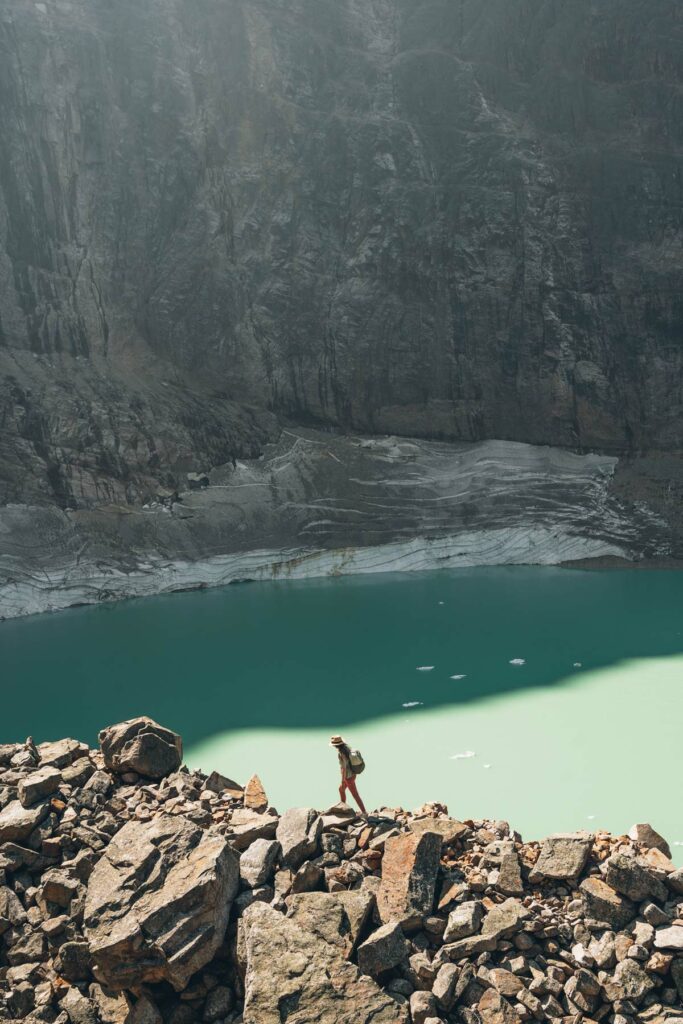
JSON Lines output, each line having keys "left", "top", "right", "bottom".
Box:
{"left": 0, "top": 431, "right": 670, "bottom": 620}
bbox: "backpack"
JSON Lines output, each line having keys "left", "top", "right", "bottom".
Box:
{"left": 349, "top": 748, "right": 365, "bottom": 775}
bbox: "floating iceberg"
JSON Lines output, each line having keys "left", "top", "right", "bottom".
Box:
{"left": 450, "top": 674, "right": 466, "bottom": 680}
{"left": 416, "top": 666, "right": 435, "bottom": 671}
{"left": 402, "top": 701, "right": 424, "bottom": 708}
{"left": 450, "top": 750, "right": 476, "bottom": 760}
{"left": 509, "top": 658, "right": 526, "bottom": 666}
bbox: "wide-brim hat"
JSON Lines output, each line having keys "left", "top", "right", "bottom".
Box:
{"left": 329, "top": 735, "right": 345, "bottom": 747}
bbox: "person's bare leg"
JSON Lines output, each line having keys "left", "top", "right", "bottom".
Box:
{"left": 346, "top": 777, "right": 367, "bottom": 815}
{"left": 339, "top": 780, "right": 348, "bottom": 804}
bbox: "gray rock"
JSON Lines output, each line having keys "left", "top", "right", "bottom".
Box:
{"left": 239, "top": 838, "right": 280, "bottom": 889}
{"left": 410, "top": 991, "right": 438, "bottom": 1024}
{"left": 444, "top": 901, "right": 484, "bottom": 942}
{"left": 84, "top": 814, "right": 238, "bottom": 989}
{"left": 579, "top": 877, "right": 637, "bottom": 929}
{"left": 667, "top": 867, "right": 683, "bottom": 895}
{"left": 357, "top": 921, "right": 408, "bottom": 976}
{"left": 241, "top": 901, "right": 408, "bottom": 1022}
{"left": 653, "top": 925, "right": 683, "bottom": 952}
{"left": 39, "top": 739, "right": 88, "bottom": 769}
{"left": 285, "top": 889, "right": 374, "bottom": 957}
{"left": 203, "top": 986, "right": 234, "bottom": 1022}
{"left": 62, "top": 988, "right": 99, "bottom": 1024}
{"left": 604, "top": 852, "right": 668, "bottom": 903}
{"left": 432, "top": 963, "right": 460, "bottom": 1012}
{"left": 99, "top": 717, "right": 182, "bottom": 779}
{"left": 481, "top": 898, "right": 530, "bottom": 941}
{"left": 276, "top": 807, "right": 322, "bottom": 870}
{"left": 529, "top": 833, "right": 593, "bottom": 883}
{"left": 603, "top": 960, "right": 656, "bottom": 1005}
{"left": 57, "top": 941, "right": 93, "bottom": 982}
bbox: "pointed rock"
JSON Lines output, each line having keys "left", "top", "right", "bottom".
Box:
{"left": 99, "top": 717, "right": 182, "bottom": 780}
{"left": 244, "top": 774, "right": 268, "bottom": 812}
{"left": 628, "top": 823, "right": 671, "bottom": 858}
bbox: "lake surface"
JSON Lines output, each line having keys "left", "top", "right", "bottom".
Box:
{"left": 1, "top": 567, "right": 681, "bottom": 860}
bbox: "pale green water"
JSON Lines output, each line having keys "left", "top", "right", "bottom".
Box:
{"left": 1, "top": 567, "right": 681, "bottom": 858}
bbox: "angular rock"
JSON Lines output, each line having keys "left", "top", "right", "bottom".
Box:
{"left": 276, "top": 807, "right": 322, "bottom": 869}
{"left": 481, "top": 897, "right": 530, "bottom": 940}
{"left": 84, "top": 814, "right": 238, "bottom": 989}
{"left": 409, "top": 817, "right": 469, "bottom": 845}
{"left": 229, "top": 808, "right": 278, "bottom": 850}
{"left": 357, "top": 921, "right": 408, "bottom": 975}
{"left": 433, "top": 962, "right": 460, "bottom": 1011}
{"left": 0, "top": 799, "right": 50, "bottom": 842}
{"left": 529, "top": 832, "right": 593, "bottom": 883}
{"left": 241, "top": 901, "right": 408, "bottom": 1023}
{"left": 410, "top": 991, "right": 438, "bottom": 1024}
{"left": 477, "top": 988, "right": 519, "bottom": 1024}
{"left": 17, "top": 766, "right": 61, "bottom": 807}
{"left": 628, "top": 823, "right": 672, "bottom": 858}
{"left": 39, "top": 738, "right": 88, "bottom": 768}
{"left": 377, "top": 830, "right": 442, "bottom": 927}
{"left": 444, "top": 901, "right": 484, "bottom": 942}
{"left": 89, "top": 982, "right": 132, "bottom": 1024}
{"left": 667, "top": 867, "right": 683, "bottom": 895}
{"left": 239, "top": 838, "right": 280, "bottom": 888}
{"left": 62, "top": 988, "right": 99, "bottom": 1024}
{"left": 285, "top": 889, "right": 374, "bottom": 956}
{"left": 603, "top": 959, "right": 656, "bottom": 1005}
{"left": 99, "top": 717, "right": 182, "bottom": 779}
{"left": 579, "top": 876, "right": 637, "bottom": 929}
{"left": 204, "top": 770, "right": 244, "bottom": 797}
{"left": 244, "top": 774, "right": 268, "bottom": 811}
{"left": 604, "top": 852, "right": 668, "bottom": 903}
{"left": 653, "top": 925, "right": 683, "bottom": 952}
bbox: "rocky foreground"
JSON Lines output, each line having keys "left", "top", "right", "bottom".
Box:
{"left": 0, "top": 719, "right": 681, "bottom": 1024}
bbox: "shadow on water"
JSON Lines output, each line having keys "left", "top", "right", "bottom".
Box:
{"left": 0, "top": 566, "right": 681, "bottom": 748}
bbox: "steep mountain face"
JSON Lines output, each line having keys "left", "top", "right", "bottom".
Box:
{"left": 0, "top": 0, "right": 681, "bottom": 514}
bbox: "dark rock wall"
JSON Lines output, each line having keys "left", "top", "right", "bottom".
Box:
{"left": 0, "top": 0, "right": 681, "bottom": 507}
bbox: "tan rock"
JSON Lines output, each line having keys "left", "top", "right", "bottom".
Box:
{"left": 0, "top": 799, "right": 50, "bottom": 843}
{"left": 478, "top": 988, "right": 519, "bottom": 1024}
{"left": 529, "top": 833, "right": 593, "bottom": 883}
{"left": 84, "top": 814, "right": 238, "bottom": 990}
{"left": 244, "top": 774, "right": 268, "bottom": 812}
{"left": 627, "top": 823, "right": 671, "bottom": 858}
{"left": 241, "top": 901, "right": 408, "bottom": 1023}
{"left": 285, "top": 889, "right": 374, "bottom": 957}
{"left": 377, "top": 830, "right": 442, "bottom": 927}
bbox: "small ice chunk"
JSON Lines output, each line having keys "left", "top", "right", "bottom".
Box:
{"left": 573, "top": 662, "right": 582, "bottom": 668}
{"left": 416, "top": 666, "right": 435, "bottom": 671}
{"left": 483, "top": 764, "right": 492, "bottom": 769}
{"left": 450, "top": 674, "right": 466, "bottom": 680}
{"left": 450, "top": 750, "right": 475, "bottom": 760}
{"left": 673, "top": 840, "right": 683, "bottom": 847}
{"left": 438, "top": 601, "right": 444, "bottom": 605}
{"left": 402, "top": 701, "right": 424, "bottom": 708}
{"left": 509, "top": 658, "right": 526, "bottom": 666}
{"left": 587, "top": 815, "right": 596, "bottom": 820}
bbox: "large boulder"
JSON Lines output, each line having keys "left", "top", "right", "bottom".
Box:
{"left": 240, "top": 902, "right": 408, "bottom": 1023}
{"left": 628, "top": 823, "right": 671, "bottom": 858}
{"left": 84, "top": 815, "right": 238, "bottom": 990}
{"left": 376, "top": 830, "right": 442, "bottom": 927}
{"left": 579, "top": 877, "right": 636, "bottom": 929}
{"left": 604, "top": 852, "right": 668, "bottom": 903}
{"left": 276, "top": 807, "right": 322, "bottom": 869}
{"left": 528, "top": 833, "right": 593, "bottom": 883}
{"left": 0, "top": 799, "right": 50, "bottom": 842}
{"left": 285, "top": 890, "right": 375, "bottom": 957}
{"left": 357, "top": 922, "right": 408, "bottom": 976}
{"left": 98, "top": 718, "right": 182, "bottom": 780}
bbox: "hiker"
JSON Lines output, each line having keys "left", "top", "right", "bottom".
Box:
{"left": 330, "top": 735, "right": 367, "bottom": 814}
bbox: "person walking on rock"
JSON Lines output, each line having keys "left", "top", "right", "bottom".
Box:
{"left": 330, "top": 735, "right": 367, "bottom": 814}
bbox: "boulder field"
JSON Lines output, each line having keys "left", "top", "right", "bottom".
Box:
{"left": 0, "top": 718, "right": 681, "bottom": 1024}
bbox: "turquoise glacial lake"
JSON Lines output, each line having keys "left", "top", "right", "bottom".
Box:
{"left": 1, "top": 567, "right": 681, "bottom": 860}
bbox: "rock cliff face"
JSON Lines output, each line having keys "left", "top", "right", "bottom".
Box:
{"left": 0, "top": 0, "right": 681, "bottom": 515}
{"left": 0, "top": 720, "right": 682, "bottom": 1023}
